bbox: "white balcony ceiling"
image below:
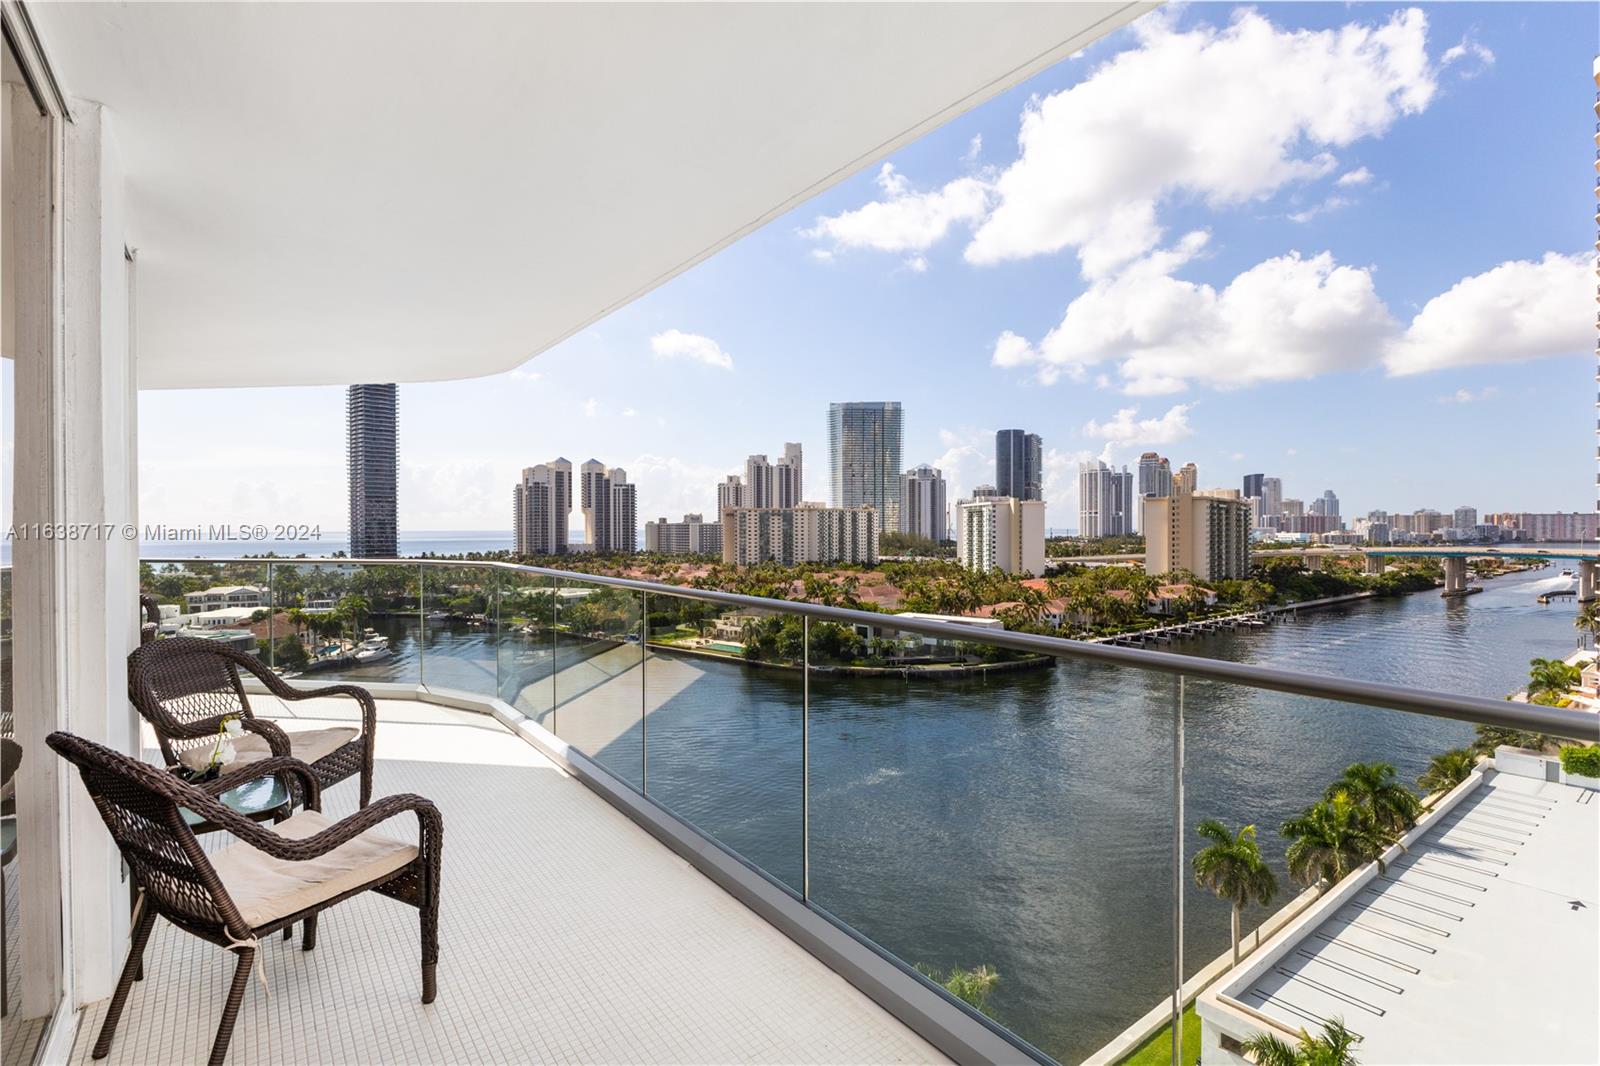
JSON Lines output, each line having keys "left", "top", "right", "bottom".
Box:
{"left": 31, "top": 2, "right": 1151, "bottom": 389}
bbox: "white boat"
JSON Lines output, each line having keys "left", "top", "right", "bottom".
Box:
{"left": 353, "top": 633, "right": 393, "bottom": 663}
{"left": 425, "top": 610, "right": 452, "bottom": 623}
{"left": 1561, "top": 569, "right": 1575, "bottom": 580}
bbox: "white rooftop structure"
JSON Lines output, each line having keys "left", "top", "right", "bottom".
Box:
{"left": 1200, "top": 767, "right": 1599, "bottom": 1065}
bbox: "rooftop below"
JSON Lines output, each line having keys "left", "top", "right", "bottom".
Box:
{"left": 1207, "top": 769, "right": 1598, "bottom": 1065}
{"left": 76, "top": 698, "right": 944, "bottom": 1065}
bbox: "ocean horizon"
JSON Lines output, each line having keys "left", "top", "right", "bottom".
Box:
{"left": 139, "top": 530, "right": 517, "bottom": 560}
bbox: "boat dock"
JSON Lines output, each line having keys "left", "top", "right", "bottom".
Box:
{"left": 1089, "top": 591, "right": 1378, "bottom": 648}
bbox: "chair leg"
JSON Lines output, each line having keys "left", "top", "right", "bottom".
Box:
{"left": 207, "top": 947, "right": 255, "bottom": 1066}
{"left": 301, "top": 914, "right": 318, "bottom": 952}
{"left": 419, "top": 902, "right": 438, "bottom": 1004}
{"left": 2, "top": 858, "right": 9, "bottom": 1018}
{"left": 92, "top": 905, "right": 157, "bottom": 1059}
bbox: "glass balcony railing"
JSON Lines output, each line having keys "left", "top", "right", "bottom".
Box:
{"left": 139, "top": 556, "right": 1600, "bottom": 1066}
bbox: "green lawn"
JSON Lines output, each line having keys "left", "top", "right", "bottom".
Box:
{"left": 1117, "top": 1004, "right": 1200, "bottom": 1066}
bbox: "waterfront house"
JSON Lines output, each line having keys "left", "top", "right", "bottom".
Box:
{"left": 177, "top": 607, "right": 264, "bottom": 631}
{"left": 182, "top": 585, "right": 270, "bottom": 613}
{"left": 1148, "top": 583, "right": 1219, "bottom": 616}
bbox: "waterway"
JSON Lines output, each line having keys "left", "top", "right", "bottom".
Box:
{"left": 329, "top": 565, "right": 1583, "bottom": 1063}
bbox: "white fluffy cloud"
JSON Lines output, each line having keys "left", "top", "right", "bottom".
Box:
{"left": 625, "top": 453, "right": 730, "bottom": 522}
{"left": 1384, "top": 252, "right": 1592, "bottom": 376}
{"left": 1336, "top": 167, "right": 1374, "bottom": 187}
{"left": 649, "top": 329, "right": 734, "bottom": 371}
{"left": 997, "top": 242, "right": 1589, "bottom": 392}
{"left": 804, "top": 8, "right": 1446, "bottom": 277}
{"left": 966, "top": 7, "right": 1435, "bottom": 275}
{"left": 1441, "top": 38, "right": 1494, "bottom": 77}
{"left": 932, "top": 427, "right": 996, "bottom": 500}
{"left": 800, "top": 163, "right": 991, "bottom": 265}
{"left": 992, "top": 231, "right": 1397, "bottom": 394}
{"left": 1081, "top": 404, "right": 1194, "bottom": 446}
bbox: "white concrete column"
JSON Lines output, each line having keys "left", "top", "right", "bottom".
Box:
{"left": 60, "top": 99, "right": 140, "bottom": 1005}
{"left": 1442, "top": 556, "right": 1467, "bottom": 596}
{"left": 1364, "top": 554, "right": 1385, "bottom": 576}
{"left": 12, "top": 95, "right": 138, "bottom": 1015}
{"left": 1580, "top": 560, "right": 1598, "bottom": 603}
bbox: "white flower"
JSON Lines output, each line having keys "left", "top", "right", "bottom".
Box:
{"left": 215, "top": 740, "right": 237, "bottom": 766}
{"left": 223, "top": 718, "right": 244, "bottom": 738}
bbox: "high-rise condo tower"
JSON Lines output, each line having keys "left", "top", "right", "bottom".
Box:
{"left": 347, "top": 383, "right": 398, "bottom": 557}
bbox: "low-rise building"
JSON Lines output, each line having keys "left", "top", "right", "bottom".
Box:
{"left": 1198, "top": 759, "right": 1598, "bottom": 1066}
{"left": 179, "top": 607, "right": 264, "bottom": 630}
{"left": 183, "top": 585, "right": 269, "bottom": 612}
{"left": 721, "top": 504, "right": 878, "bottom": 566}
{"left": 644, "top": 513, "right": 723, "bottom": 555}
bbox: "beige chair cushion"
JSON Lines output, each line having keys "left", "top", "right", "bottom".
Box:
{"left": 207, "top": 809, "right": 418, "bottom": 928}
{"left": 177, "top": 725, "right": 358, "bottom": 774}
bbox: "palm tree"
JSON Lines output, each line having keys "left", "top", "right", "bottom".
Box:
{"left": 1192, "top": 821, "right": 1279, "bottom": 965}
{"left": 1241, "top": 1019, "right": 1360, "bottom": 1066}
{"left": 1281, "top": 792, "right": 1388, "bottom": 889}
{"left": 334, "top": 593, "right": 371, "bottom": 641}
{"left": 1526, "top": 657, "right": 1581, "bottom": 706}
{"left": 1325, "top": 762, "right": 1420, "bottom": 837}
{"left": 1417, "top": 748, "right": 1476, "bottom": 796}
{"left": 1576, "top": 601, "right": 1600, "bottom": 649}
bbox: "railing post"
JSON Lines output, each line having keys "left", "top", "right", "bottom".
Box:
{"left": 418, "top": 562, "right": 426, "bottom": 688}
{"left": 641, "top": 590, "right": 648, "bottom": 794}
{"left": 266, "top": 561, "right": 275, "bottom": 670}
{"left": 551, "top": 579, "right": 559, "bottom": 737}
{"left": 803, "top": 614, "right": 811, "bottom": 903}
{"left": 1172, "top": 674, "right": 1185, "bottom": 1066}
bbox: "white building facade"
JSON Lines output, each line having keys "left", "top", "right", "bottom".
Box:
{"left": 513, "top": 458, "right": 573, "bottom": 555}
{"left": 721, "top": 504, "right": 878, "bottom": 566}
{"left": 899, "top": 464, "right": 947, "bottom": 543}
{"left": 182, "top": 585, "right": 269, "bottom": 612}
{"left": 956, "top": 496, "right": 1045, "bottom": 576}
{"left": 644, "top": 513, "right": 723, "bottom": 555}
{"left": 1078, "top": 460, "right": 1135, "bottom": 538}
{"left": 1143, "top": 472, "right": 1252, "bottom": 581}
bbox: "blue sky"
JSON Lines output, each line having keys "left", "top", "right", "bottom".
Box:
{"left": 137, "top": 2, "right": 1597, "bottom": 538}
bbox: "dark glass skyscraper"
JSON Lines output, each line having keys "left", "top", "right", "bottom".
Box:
{"left": 347, "top": 383, "right": 398, "bottom": 557}
{"left": 1242, "top": 472, "right": 1265, "bottom": 500}
{"left": 828, "top": 402, "right": 903, "bottom": 532}
{"left": 995, "top": 429, "right": 1042, "bottom": 501}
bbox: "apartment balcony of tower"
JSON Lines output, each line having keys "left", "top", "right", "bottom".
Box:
{"left": 3, "top": 7, "right": 1597, "bottom": 1066}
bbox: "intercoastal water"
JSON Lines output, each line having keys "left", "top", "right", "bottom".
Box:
{"left": 327, "top": 566, "right": 1582, "bottom": 1063}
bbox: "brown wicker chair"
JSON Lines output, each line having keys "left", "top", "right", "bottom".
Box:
{"left": 129, "top": 637, "right": 377, "bottom": 807}
{"left": 139, "top": 593, "right": 161, "bottom": 646}
{"left": 47, "top": 731, "right": 442, "bottom": 1066}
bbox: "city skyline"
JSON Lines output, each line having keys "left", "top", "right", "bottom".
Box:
{"left": 133, "top": 4, "right": 1593, "bottom": 538}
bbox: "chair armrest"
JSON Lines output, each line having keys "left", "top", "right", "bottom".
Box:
{"left": 226, "top": 793, "right": 442, "bottom": 864}
{"left": 197, "top": 756, "right": 321, "bottom": 812}
{"left": 241, "top": 662, "right": 378, "bottom": 741}
{"left": 239, "top": 717, "right": 292, "bottom": 757}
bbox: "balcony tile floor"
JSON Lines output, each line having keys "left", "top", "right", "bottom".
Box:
{"left": 69, "top": 699, "right": 944, "bottom": 1065}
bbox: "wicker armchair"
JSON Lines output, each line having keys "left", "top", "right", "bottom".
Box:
{"left": 139, "top": 593, "right": 161, "bottom": 646}
{"left": 47, "top": 732, "right": 442, "bottom": 1066}
{"left": 128, "top": 637, "right": 377, "bottom": 807}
